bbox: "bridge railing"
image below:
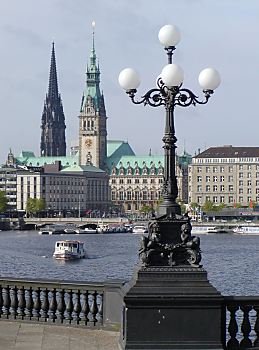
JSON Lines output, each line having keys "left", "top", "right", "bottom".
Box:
{"left": 1, "top": 277, "right": 259, "bottom": 349}
{"left": 0, "top": 277, "right": 124, "bottom": 330}
{"left": 225, "top": 296, "right": 259, "bottom": 349}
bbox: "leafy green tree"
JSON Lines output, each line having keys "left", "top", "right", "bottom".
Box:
{"left": 140, "top": 204, "right": 153, "bottom": 214}
{"left": 190, "top": 202, "right": 199, "bottom": 210}
{"left": 26, "top": 198, "right": 45, "bottom": 216}
{"left": 202, "top": 200, "right": 216, "bottom": 213}
{"left": 0, "top": 191, "right": 8, "bottom": 213}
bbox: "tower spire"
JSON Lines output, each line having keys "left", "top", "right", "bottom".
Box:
{"left": 48, "top": 42, "right": 59, "bottom": 101}
{"left": 40, "top": 43, "right": 66, "bottom": 157}
{"left": 92, "top": 21, "right": 95, "bottom": 52}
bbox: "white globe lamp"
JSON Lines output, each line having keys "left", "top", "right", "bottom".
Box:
{"left": 161, "top": 64, "right": 184, "bottom": 87}
{"left": 158, "top": 24, "right": 181, "bottom": 47}
{"left": 118, "top": 68, "right": 141, "bottom": 90}
{"left": 198, "top": 68, "right": 221, "bottom": 90}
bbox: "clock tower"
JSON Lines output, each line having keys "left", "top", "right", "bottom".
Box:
{"left": 78, "top": 22, "right": 107, "bottom": 170}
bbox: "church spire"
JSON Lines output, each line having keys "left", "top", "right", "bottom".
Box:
{"left": 48, "top": 42, "right": 59, "bottom": 101}
{"left": 40, "top": 43, "right": 66, "bottom": 157}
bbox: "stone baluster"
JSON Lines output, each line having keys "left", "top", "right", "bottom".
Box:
{"left": 2, "top": 286, "right": 11, "bottom": 318}
{"left": 87, "top": 291, "right": 97, "bottom": 324}
{"left": 32, "top": 288, "right": 41, "bottom": 319}
{"left": 96, "top": 292, "right": 103, "bottom": 324}
{"left": 56, "top": 289, "right": 65, "bottom": 323}
{"left": 17, "top": 287, "right": 26, "bottom": 318}
{"left": 48, "top": 289, "right": 57, "bottom": 322}
{"left": 72, "top": 290, "right": 81, "bottom": 324}
{"left": 64, "top": 290, "right": 73, "bottom": 323}
{"left": 79, "top": 291, "right": 88, "bottom": 325}
{"left": 240, "top": 305, "right": 252, "bottom": 349}
{"left": 9, "top": 286, "right": 18, "bottom": 318}
{"left": 40, "top": 288, "right": 49, "bottom": 320}
{"left": 253, "top": 304, "right": 259, "bottom": 348}
{"left": 25, "top": 287, "right": 33, "bottom": 318}
{"left": 226, "top": 304, "right": 239, "bottom": 349}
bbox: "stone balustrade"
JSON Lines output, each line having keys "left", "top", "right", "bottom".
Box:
{"left": 0, "top": 277, "right": 259, "bottom": 349}
{"left": 0, "top": 278, "right": 124, "bottom": 330}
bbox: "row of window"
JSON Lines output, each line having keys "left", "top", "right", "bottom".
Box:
{"left": 196, "top": 164, "right": 259, "bottom": 173}
{"left": 111, "top": 168, "right": 164, "bottom": 176}
{"left": 111, "top": 190, "right": 161, "bottom": 201}
{"left": 111, "top": 178, "right": 163, "bottom": 184}
{"left": 195, "top": 157, "right": 259, "bottom": 164}
{"left": 196, "top": 196, "right": 258, "bottom": 204}
{"left": 196, "top": 174, "right": 259, "bottom": 183}
{"left": 197, "top": 185, "right": 259, "bottom": 194}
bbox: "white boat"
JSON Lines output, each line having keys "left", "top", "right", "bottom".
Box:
{"left": 233, "top": 226, "right": 259, "bottom": 235}
{"left": 132, "top": 225, "right": 148, "bottom": 234}
{"left": 64, "top": 224, "right": 78, "bottom": 234}
{"left": 53, "top": 240, "right": 86, "bottom": 260}
{"left": 191, "top": 226, "right": 228, "bottom": 234}
{"left": 39, "top": 224, "right": 65, "bottom": 235}
{"left": 75, "top": 224, "right": 98, "bottom": 234}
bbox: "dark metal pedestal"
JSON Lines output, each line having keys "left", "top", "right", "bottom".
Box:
{"left": 119, "top": 266, "right": 225, "bottom": 350}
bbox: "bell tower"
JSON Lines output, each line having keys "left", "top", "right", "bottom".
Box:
{"left": 78, "top": 22, "right": 107, "bottom": 170}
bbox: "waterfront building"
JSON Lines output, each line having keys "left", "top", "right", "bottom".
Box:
{"left": 106, "top": 141, "right": 190, "bottom": 214}
{"left": 189, "top": 145, "right": 259, "bottom": 206}
{"left": 15, "top": 161, "right": 110, "bottom": 214}
{"left": 0, "top": 150, "right": 22, "bottom": 213}
{"left": 40, "top": 43, "right": 66, "bottom": 157}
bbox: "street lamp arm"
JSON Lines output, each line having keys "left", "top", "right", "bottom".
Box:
{"left": 126, "top": 88, "right": 166, "bottom": 107}
{"left": 174, "top": 88, "right": 213, "bottom": 108}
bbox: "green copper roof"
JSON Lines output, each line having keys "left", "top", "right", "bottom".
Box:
{"left": 107, "top": 140, "right": 135, "bottom": 158}
{"left": 80, "top": 26, "right": 104, "bottom": 114}
{"left": 109, "top": 155, "right": 164, "bottom": 168}
{"left": 15, "top": 154, "right": 78, "bottom": 167}
{"left": 61, "top": 164, "right": 105, "bottom": 173}
{"left": 19, "top": 151, "right": 36, "bottom": 158}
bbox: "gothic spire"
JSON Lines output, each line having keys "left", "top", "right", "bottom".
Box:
{"left": 40, "top": 43, "right": 66, "bottom": 157}
{"left": 48, "top": 42, "right": 59, "bottom": 101}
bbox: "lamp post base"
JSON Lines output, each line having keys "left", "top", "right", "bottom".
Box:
{"left": 119, "top": 266, "right": 225, "bottom": 350}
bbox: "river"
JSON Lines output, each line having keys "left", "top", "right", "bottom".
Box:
{"left": 0, "top": 230, "right": 257, "bottom": 296}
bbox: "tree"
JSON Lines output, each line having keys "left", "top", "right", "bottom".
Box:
{"left": 202, "top": 200, "right": 216, "bottom": 213}
{"left": 26, "top": 198, "right": 45, "bottom": 216}
{"left": 139, "top": 204, "right": 153, "bottom": 214}
{"left": 0, "top": 191, "right": 8, "bottom": 213}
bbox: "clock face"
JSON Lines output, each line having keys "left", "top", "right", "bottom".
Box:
{"left": 85, "top": 139, "right": 93, "bottom": 148}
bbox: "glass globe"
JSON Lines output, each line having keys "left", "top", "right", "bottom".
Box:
{"left": 118, "top": 68, "right": 141, "bottom": 90}
{"left": 161, "top": 64, "right": 184, "bottom": 87}
{"left": 158, "top": 24, "right": 181, "bottom": 47}
{"left": 198, "top": 68, "right": 221, "bottom": 90}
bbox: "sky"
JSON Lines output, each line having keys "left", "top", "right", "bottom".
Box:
{"left": 0, "top": 0, "right": 259, "bottom": 163}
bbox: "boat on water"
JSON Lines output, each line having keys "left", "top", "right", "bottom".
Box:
{"left": 191, "top": 226, "right": 228, "bottom": 234}
{"left": 39, "top": 224, "right": 65, "bottom": 235}
{"left": 53, "top": 240, "right": 86, "bottom": 260}
{"left": 233, "top": 226, "right": 259, "bottom": 235}
{"left": 132, "top": 225, "right": 148, "bottom": 234}
{"left": 75, "top": 223, "right": 98, "bottom": 234}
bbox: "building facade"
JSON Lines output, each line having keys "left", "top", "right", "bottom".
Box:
{"left": 106, "top": 141, "right": 190, "bottom": 213}
{"left": 189, "top": 145, "right": 259, "bottom": 207}
{"left": 40, "top": 43, "right": 66, "bottom": 157}
{"left": 14, "top": 161, "right": 110, "bottom": 214}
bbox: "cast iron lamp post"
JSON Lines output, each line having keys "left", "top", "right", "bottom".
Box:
{"left": 119, "top": 24, "right": 220, "bottom": 218}
{"left": 118, "top": 25, "right": 225, "bottom": 350}
{"left": 119, "top": 24, "right": 220, "bottom": 268}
